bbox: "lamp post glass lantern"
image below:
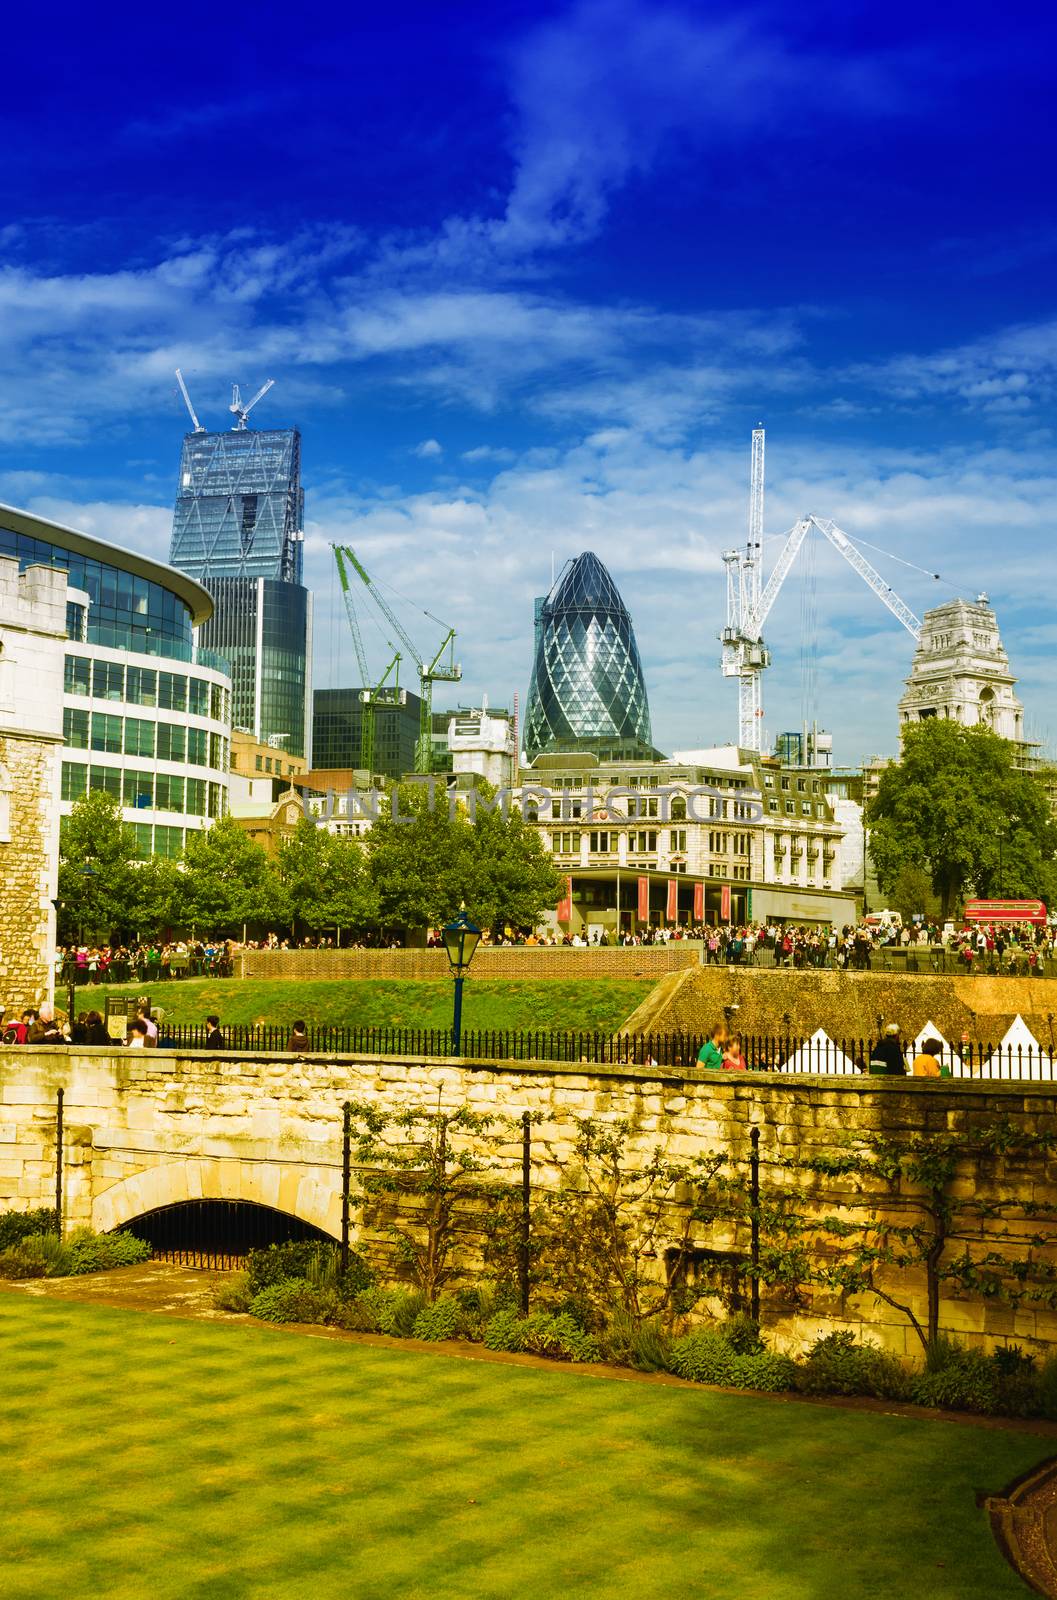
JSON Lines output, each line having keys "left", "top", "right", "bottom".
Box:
{"left": 442, "top": 910, "right": 481, "bottom": 1054}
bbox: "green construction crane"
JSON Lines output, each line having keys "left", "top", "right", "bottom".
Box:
{"left": 333, "top": 546, "right": 403, "bottom": 774}
{"left": 333, "top": 545, "right": 461, "bottom": 774}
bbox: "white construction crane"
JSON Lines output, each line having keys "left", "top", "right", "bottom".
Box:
{"left": 720, "top": 429, "right": 923, "bottom": 750}
{"left": 174, "top": 369, "right": 205, "bottom": 433}
{"left": 229, "top": 378, "right": 275, "bottom": 429}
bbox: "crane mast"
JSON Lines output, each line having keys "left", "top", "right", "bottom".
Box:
{"left": 719, "top": 431, "right": 923, "bottom": 751}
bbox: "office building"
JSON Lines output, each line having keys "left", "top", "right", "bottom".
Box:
{"left": 312, "top": 687, "right": 422, "bottom": 780}
{"left": 524, "top": 552, "right": 659, "bottom": 765}
{"left": 0, "top": 503, "right": 232, "bottom": 860}
{"left": 169, "top": 421, "right": 311, "bottom": 758}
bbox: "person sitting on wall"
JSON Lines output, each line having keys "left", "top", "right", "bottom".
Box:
{"left": 288, "top": 1020, "right": 310, "bottom": 1052}
{"left": 867, "top": 1023, "right": 907, "bottom": 1076}
{"left": 127, "top": 1018, "right": 149, "bottom": 1048}
{"left": 697, "top": 1023, "right": 727, "bottom": 1071}
{"left": 911, "top": 1037, "right": 949, "bottom": 1078}
{"left": 722, "top": 1034, "right": 747, "bottom": 1071}
{"left": 204, "top": 1014, "right": 225, "bottom": 1050}
{"left": 27, "top": 1005, "right": 65, "bottom": 1046}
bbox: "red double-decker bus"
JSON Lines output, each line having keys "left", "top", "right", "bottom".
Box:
{"left": 963, "top": 898, "right": 1048, "bottom": 926}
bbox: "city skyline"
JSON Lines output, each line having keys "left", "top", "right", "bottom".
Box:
{"left": 0, "top": 2, "right": 1053, "bottom": 759}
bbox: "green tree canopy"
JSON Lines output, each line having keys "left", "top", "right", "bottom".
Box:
{"left": 868, "top": 722, "right": 1057, "bottom": 917}
{"left": 57, "top": 792, "right": 139, "bottom": 943}
{"left": 278, "top": 818, "right": 378, "bottom": 934}
{"left": 179, "top": 817, "right": 289, "bottom": 934}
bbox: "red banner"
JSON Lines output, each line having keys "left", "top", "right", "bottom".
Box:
{"left": 637, "top": 876, "right": 649, "bottom": 923}
{"left": 720, "top": 884, "right": 731, "bottom": 922}
{"left": 556, "top": 876, "right": 573, "bottom": 923}
{"left": 666, "top": 878, "right": 678, "bottom": 923}
{"left": 693, "top": 881, "right": 704, "bottom": 922}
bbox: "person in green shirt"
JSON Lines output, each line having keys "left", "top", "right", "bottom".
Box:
{"left": 697, "top": 1023, "right": 727, "bottom": 1071}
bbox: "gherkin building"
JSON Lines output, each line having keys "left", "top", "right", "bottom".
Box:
{"left": 524, "top": 552, "right": 658, "bottom": 764}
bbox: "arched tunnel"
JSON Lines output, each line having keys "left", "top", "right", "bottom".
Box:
{"left": 125, "top": 1201, "right": 335, "bottom": 1268}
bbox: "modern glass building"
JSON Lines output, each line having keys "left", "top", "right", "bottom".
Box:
{"left": 524, "top": 552, "right": 659, "bottom": 764}
{"left": 0, "top": 503, "right": 231, "bottom": 859}
{"left": 169, "top": 424, "right": 311, "bottom": 759}
{"left": 312, "top": 687, "right": 422, "bottom": 778}
{"left": 170, "top": 428, "right": 304, "bottom": 584}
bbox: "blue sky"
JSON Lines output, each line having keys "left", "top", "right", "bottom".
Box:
{"left": 2, "top": 0, "right": 1055, "bottom": 757}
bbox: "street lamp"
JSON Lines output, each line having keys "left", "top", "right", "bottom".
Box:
{"left": 441, "top": 908, "right": 482, "bottom": 1056}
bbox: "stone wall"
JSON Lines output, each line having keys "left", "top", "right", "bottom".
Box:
{"left": 638, "top": 963, "right": 1057, "bottom": 1049}
{"left": 4, "top": 1046, "right": 1057, "bottom": 1359}
{"left": 237, "top": 945, "right": 700, "bottom": 981}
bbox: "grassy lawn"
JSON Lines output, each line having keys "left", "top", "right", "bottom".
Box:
{"left": 0, "top": 1295, "right": 1043, "bottom": 1600}
{"left": 79, "top": 976, "right": 653, "bottom": 1034}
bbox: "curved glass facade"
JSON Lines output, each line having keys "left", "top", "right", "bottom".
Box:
{"left": 0, "top": 524, "right": 195, "bottom": 661}
{"left": 524, "top": 552, "right": 656, "bottom": 764}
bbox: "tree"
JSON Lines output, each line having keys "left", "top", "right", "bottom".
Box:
{"left": 465, "top": 788, "right": 566, "bottom": 933}
{"left": 888, "top": 862, "right": 940, "bottom": 925}
{"left": 868, "top": 722, "right": 1057, "bottom": 917}
{"left": 278, "top": 819, "right": 377, "bottom": 936}
{"left": 179, "top": 817, "right": 289, "bottom": 934}
{"left": 57, "top": 793, "right": 139, "bottom": 943}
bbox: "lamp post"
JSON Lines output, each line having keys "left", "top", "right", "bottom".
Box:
{"left": 441, "top": 908, "right": 482, "bottom": 1056}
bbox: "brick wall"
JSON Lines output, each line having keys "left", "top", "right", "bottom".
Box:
{"left": 0, "top": 736, "right": 60, "bottom": 1012}
{"left": 236, "top": 945, "right": 701, "bottom": 981}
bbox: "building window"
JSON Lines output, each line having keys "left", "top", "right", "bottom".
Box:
{"left": 186, "top": 777, "right": 208, "bottom": 817}
{"left": 255, "top": 755, "right": 263, "bottom": 772}
{"left": 132, "top": 822, "right": 153, "bottom": 861}
{"left": 61, "top": 762, "right": 87, "bottom": 802}
{"left": 64, "top": 656, "right": 90, "bottom": 696}
{"left": 158, "top": 672, "right": 188, "bottom": 713}
{"left": 90, "top": 712, "right": 123, "bottom": 754}
{"left": 780, "top": 776, "right": 789, "bottom": 790}
{"left": 785, "top": 801, "right": 795, "bottom": 814}
{"left": 589, "top": 831, "right": 612, "bottom": 854}
{"left": 63, "top": 707, "right": 89, "bottom": 749}
{"left": 797, "top": 778, "right": 806, "bottom": 792}
{"left": 669, "top": 829, "right": 687, "bottom": 852}
{"left": 186, "top": 726, "right": 208, "bottom": 766}
{"left": 123, "top": 770, "right": 153, "bottom": 809}
{"left": 210, "top": 683, "right": 226, "bottom": 721}
{"left": 155, "top": 773, "right": 185, "bottom": 812}
{"left": 708, "top": 863, "right": 724, "bottom": 878}
{"left": 554, "top": 831, "right": 576, "bottom": 853}
{"left": 188, "top": 678, "right": 209, "bottom": 717}
{"left": 708, "top": 831, "right": 728, "bottom": 852}
{"left": 801, "top": 802, "right": 811, "bottom": 816}
{"left": 125, "top": 717, "right": 155, "bottom": 759}
{"left": 768, "top": 798, "right": 778, "bottom": 813}
{"left": 157, "top": 723, "right": 186, "bottom": 762}
{"left": 92, "top": 659, "right": 125, "bottom": 701}
{"left": 154, "top": 825, "right": 184, "bottom": 860}
{"left": 126, "top": 667, "right": 157, "bottom": 707}
{"left": 629, "top": 830, "right": 657, "bottom": 852}
{"left": 88, "top": 765, "right": 121, "bottom": 798}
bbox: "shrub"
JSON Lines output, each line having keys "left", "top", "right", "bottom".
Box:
{"left": 213, "top": 1271, "right": 252, "bottom": 1313}
{"left": 797, "top": 1332, "right": 911, "bottom": 1401}
{"left": 331, "top": 1287, "right": 425, "bottom": 1336}
{"left": 0, "top": 1233, "right": 71, "bottom": 1279}
{"left": 483, "top": 1309, "right": 600, "bottom": 1362}
{"left": 1036, "top": 1354, "right": 1057, "bottom": 1421}
{"left": 724, "top": 1313, "right": 765, "bottom": 1356}
{"left": 669, "top": 1328, "right": 797, "bottom": 1393}
{"left": 249, "top": 1279, "right": 336, "bottom": 1325}
{"left": 669, "top": 1330, "right": 738, "bottom": 1386}
{"left": 412, "top": 1296, "right": 464, "bottom": 1341}
{"left": 910, "top": 1339, "right": 1000, "bottom": 1415}
{"left": 66, "top": 1228, "right": 151, "bottom": 1275}
{"left": 0, "top": 1208, "right": 58, "bottom": 1249}
{"left": 245, "top": 1240, "right": 371, "bottom": 1296}
{"left": 600, "top": 1307, "right": 672, "bottom": 1372}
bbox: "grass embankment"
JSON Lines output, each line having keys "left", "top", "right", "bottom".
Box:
{"left": 0, "top": 1294, "right": 1042, "bottom": 1600}
{"left": 81, "top": 977, "right": 654, "bottom": 1034}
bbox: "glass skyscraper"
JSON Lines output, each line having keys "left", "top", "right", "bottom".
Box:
{"left": 169, "top": 424, "right": 311, "bottom": 759}
{"left": 524, "top": 552, "right": 658, "bottom": 764}
{"left": 312, "top": 687, "right": 422, "bottom": 778}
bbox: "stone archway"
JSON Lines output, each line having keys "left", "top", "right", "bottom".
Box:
{"left": 92, "top": 1158, "right": 342, "bottom": 1240}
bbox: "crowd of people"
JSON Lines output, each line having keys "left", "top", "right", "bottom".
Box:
{"left": 695, "top": 1018, "right": 952, "bottom": 1078}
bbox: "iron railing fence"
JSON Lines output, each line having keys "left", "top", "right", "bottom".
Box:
{"left": 148, "top": 1023, "right": 1057, "bottom": 1080}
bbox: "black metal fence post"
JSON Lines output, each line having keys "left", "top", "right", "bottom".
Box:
{"left": 341, "top": 1100, "right": 351, "bottom": 1275}
{"left": 519, "top": 1110, "right": 531, "bottom": 1316}
{"left": 55, "top": 1087, "right": 64, "bottom": 1237}
{"left": 749, "top": 1125, "right": 760, "bottom": 1325}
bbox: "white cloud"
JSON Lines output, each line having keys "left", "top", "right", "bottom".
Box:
{"left": 412, "top": 438, "right": 443, "bottom": 459}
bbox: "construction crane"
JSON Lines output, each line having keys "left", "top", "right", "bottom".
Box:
{"left": 720, "top": 429, "right": 924, "bottom": 750}
{"left": 174, "top": 369, "right": 205, "bottom": 433}
{"left": 333, "top": 547, "right": 404, "bottom": 774}
{"left": 230, "top": 379, "right": 275, "bottom": 429}
{"left": 333, "top": 546, "right": 462, "bottom": 773}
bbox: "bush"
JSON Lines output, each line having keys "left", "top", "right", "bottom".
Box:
{"left": 600, "top": 1307, "right": 672, "bottom": 1372}
{"left": 246, "top": 1240, "right": 371, "bottom": 1296}
{"left": 0, "top": 1208, "right": 58, "bottom": 1249}
{"left": 669, "top": 1328, "right": 797, "bottom": 1392}
{"left": 797, "top": 1333, "right": 911, "bottom": 1401}
{"left": 483, "top": 1309, "right": 600, "bottom": 1362}
{"left": 910, "top": 1339, "right": 1000, "bottom": 1415}
{"left": 331, "top": 1287, "right": 425, "bottom": 1336}
{"left": 412, "top": 1296, "right": 465, "bottom": 1342}
{"left": 0, "top": 1233, "right": 71, "bottom": 1279}
{"left": 66, "top": 1229, "right": 151, "bottom": 1275}
{"left": 249, "top": 1279, "right": 336, "bottom": 1325}
{"left": 213, "top": 1271, "right": 252, "bottom": 1313}
{"left": 725, "top": 1313, "right": 765, "bottom": 1356}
